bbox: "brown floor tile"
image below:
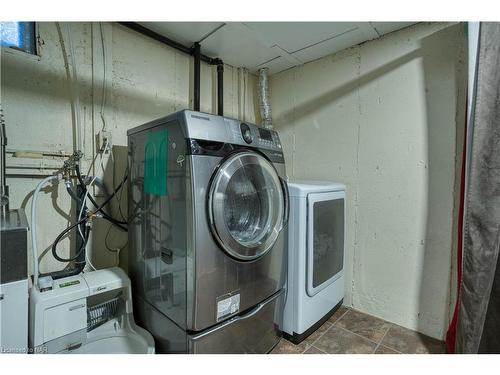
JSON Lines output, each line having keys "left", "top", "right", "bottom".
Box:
{"left": 302, "top": 321, "right": 332, "bottom": 346}
{"left": 313, "top": 325, "right": 378, "bottom": 354}
{"left": 335, "top": 309, "right": 391, "bottom": 342}
{"left": 381, "top": 325, "right": 445, "bottom": 354}
{"left": 327, "top": 305, "right": 349, "bottom": 324}
{"left": 304, "top": 346, "right": 326, "bottom": 354}
{"left": 374, "top": 345, "right": 400, "bottom": 354}
{"left": 280, "top": 320, "right": 333, "bottom": 353}
{"left": 270, "top": 339, "right": 304, "bottom": 354}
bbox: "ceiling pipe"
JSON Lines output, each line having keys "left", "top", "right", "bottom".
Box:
{"left": 119, "top": 22, "right": 225, "bottom": 115}
{"left": 119, "top": 22, "right": 193, "bottom": 56}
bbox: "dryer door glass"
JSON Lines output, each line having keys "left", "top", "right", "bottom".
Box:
{"left": 306, "top": 191, "right": 345, "bottom": 297}
{"left": 209, "top": 151, "right": 285, "bottom": 261}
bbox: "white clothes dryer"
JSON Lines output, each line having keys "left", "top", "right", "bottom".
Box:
{"left": 283, "top": 181, "right": 346, "bottom": 343}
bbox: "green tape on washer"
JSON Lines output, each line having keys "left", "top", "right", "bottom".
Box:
{"left": 143, "top": 128, "right": 168, "bottom": 196}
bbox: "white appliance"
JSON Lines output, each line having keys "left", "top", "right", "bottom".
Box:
{"left": 29, "top": 267, "right": 155, "bottom": 354}
{"left": 0, "top": 279, "right": 28, "bottom": 353}
{"left": 0, "top": 210, "right": 29, "bottom": 354}
{"left": 283, "top": 181, "right": 345, "bottom": 343}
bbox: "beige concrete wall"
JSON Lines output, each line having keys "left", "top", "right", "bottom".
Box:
{"left": 1, "top": 22, "right": 259, "bottom": 276}
{"left": 1, "top": 21, "right": 466, "bottom": 340}
{"left": 270, "top": 22, "right": 467, "bottom": 339}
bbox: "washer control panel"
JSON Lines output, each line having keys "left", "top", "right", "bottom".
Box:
{"left": 256, "top": 127, "right": 282, "bottom": 150}
{"left": 224, "top": 118, "right": 282, "bottom": 151}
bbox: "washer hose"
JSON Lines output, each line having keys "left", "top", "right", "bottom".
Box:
{"left": 51, "top": 220, "right": 90, "bottom": 262}
{"left": 51, "top": 171, "right": 128, "bottom": 263}
{"left": 75, "top": 163, "right": 128, "bottom": 231}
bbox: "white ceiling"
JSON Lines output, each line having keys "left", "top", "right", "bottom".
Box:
{"left": 139, "top": 22, "right": 416, "bottom": 74}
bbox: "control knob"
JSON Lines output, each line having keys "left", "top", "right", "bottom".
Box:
{"left": 240, "top": 123, "right": 253, "bottom": 144}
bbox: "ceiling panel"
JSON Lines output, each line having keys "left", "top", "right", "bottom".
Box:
{"left": 138, "top": 22, "right": 417, "bottom": 74}
{"left": 257, "top": 56, "right": 296, "bottom": 75}
{"left": 291, "top": 27, "right": 373, "bottom": 63}
{"left": 200, "top": 23, "right": 280, "bottom": 69}
{"left": 139, "top": 22, "right": 224, "bottom": 47}
{"left": 369, "top": 22, "right": 416, "bottom": 36}
{"left": 243, "top": 22, "right": 360, "bottom": 53}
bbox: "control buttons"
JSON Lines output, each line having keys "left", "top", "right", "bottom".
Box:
{"left": 240, "top": 123, "right": 253, "bottom": 144}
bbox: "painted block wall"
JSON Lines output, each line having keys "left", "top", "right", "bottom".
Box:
{"left": 1, "top": 22, "right": 259, "bottom": 276}
{"left": 270, "top": 22, "right": 467, "bottom": 339}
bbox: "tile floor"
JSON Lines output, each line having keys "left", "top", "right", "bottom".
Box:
{"left": 271, "top": 306, "right": 445, "bottom": 354}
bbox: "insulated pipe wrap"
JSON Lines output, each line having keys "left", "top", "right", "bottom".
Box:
{"left": 258, "top": 68, "right": 273, "bottom": 129}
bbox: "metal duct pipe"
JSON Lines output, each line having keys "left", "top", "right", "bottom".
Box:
{"left": 258, "top": 68, "right": 273, "bottom": 129}
{"left": 0, "top": 108, "right": 9, "bottom": 216}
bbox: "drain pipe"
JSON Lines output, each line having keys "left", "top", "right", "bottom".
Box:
{"left": 258, "top": 68, "right": 273, "bottom": 129}
{"left": 119, "top": 23, "right": 225, "bottom": 115}
{"left": 193, "top": 42, "right": 201, "bottom": 112}
{"left": 216, "top": 61, "right": 224, "bottom": 116}
{"left": 0, "top": 110, "right": 8, "bottom": 216}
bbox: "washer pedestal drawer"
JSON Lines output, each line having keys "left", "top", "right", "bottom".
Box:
{"left": 188, "top": 289, "right": 284, "bottom": 354}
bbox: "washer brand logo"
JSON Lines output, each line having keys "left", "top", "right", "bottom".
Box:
{"left": 191, "top": 114, "right": 210, "bottom": 121}
{"left": 94, "top": 286, "right": 107, "bottom": 292}
{"left": 176, "top": 155, "right": 185, "bottom": 167}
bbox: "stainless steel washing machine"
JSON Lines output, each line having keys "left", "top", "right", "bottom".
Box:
{"left": 127, "top": 110, "right": 289, "bottom": 353}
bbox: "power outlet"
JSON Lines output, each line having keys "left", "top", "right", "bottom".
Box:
{"left": 97, "top": 130, "right": 112, "bottom": 154}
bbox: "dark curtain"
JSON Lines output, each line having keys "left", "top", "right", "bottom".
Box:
{"left": 457, "top": 22, "right": 500, "bottom": 353}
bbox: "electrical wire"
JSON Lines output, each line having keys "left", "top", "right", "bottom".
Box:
{"left": 84, "top": 242, "right": 97, "bottom": 271}
{"left": 57, "top": 22, "right": 83, "bottom": 154}
{"left": 82, "top": 139, "right": 112, "bottom": 270}
{"left": 99, "top": 22, "right": 107, "bottom": 132}
{"left": 104, "top": 145, "right": 128, "bottom": 266}
{"left": 84, "top": 145, "right": 101, "bottom": 181}
{"left": 110, "top": 148, "right": 127, "bottom": 221}
{"left": 104, "top": 224, "right": 126, "bottom": 267}
{"left": 78, "top": 145, "right": 105, "bottom": 270}
{"left": 78, "top": 140, "right": 107, "bottom": 240}
{"left": 83, "top": 23, "right": 107, "bottom": 184}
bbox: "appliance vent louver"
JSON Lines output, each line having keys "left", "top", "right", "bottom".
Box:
{"left": 87, "top": 297, "right": 119, "bottom": 332}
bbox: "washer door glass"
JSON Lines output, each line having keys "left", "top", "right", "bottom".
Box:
{"left": 209, "top": 151, "right": 285, "bottom": 261}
